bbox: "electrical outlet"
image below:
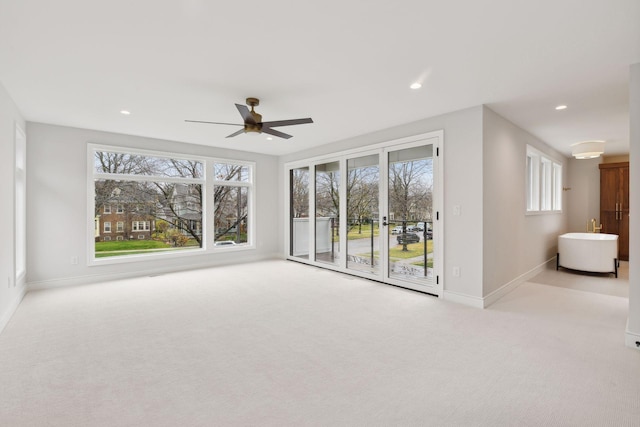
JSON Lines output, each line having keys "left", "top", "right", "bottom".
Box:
{"left": 453, "top": 205, "right": 461, "bottom": 216}
{"left": 70, "top": 256, "right": 79, "bottom": 265}
{"left": 453, "top": 266, "right": 461, "bottom": 277}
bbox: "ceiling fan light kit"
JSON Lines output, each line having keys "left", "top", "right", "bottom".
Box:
{"left": 186, "top": 97, "right": 313, "bottom": 140}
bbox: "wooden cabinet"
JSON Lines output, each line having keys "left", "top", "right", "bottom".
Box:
{"left": 600, "top": 162, "right": 629, "bottom": 260}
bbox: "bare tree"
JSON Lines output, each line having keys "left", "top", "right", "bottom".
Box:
{"left": 290, "top": 168, "right": 309, "bottom": 218}
{"left": 347, "top": 166, "right": 378, "bottom": 234}
{"left": 388, "top": 159, "right": 432, "bottom": 222}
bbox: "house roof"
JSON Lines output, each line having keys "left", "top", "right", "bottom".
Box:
{"left": 0, "top": 1, "right": 638, "bottom": 156}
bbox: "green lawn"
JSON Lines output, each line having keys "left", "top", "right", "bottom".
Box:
{"left": 95, "top": 240, "right": 171, "bottom": 252}
{"left": 95, "top": 239, "right": 201, "bottom": 258}
{"left": 388, "top": 241, "right": 434, "bottom": 259}
{"left": 371, "top": 240, "right": 433, "bottom": 261}
{"left": 346, "top": 223, "right": 380, "bottom": 240}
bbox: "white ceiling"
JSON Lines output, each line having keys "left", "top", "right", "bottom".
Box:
{"left": 1, "top": 0, "right": 639, "bottom": 157}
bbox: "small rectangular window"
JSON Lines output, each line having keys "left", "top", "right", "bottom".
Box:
{"left": 553, "top": 163, "right": 562, "bottom": 210}
{"left": 104, "top": 222, "right": 112, "bottom": 233}
{"left": 104, "top": 205, "right": 111, "bottom": 214}
{"left": 526, "top": 145, "right": 562, "bottom": 214}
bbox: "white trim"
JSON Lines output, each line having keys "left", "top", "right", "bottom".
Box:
{"left": 482, "top": 257, "right": 555, "bottom": 308}
{"left": 27, "top": 253, "right": 281, "bottom": 291}
{"left": 97, "top": 171, "right": 205, "bottom": 185}
{"left": 625, "top": 320, "right": 640, "bottom": 350}
{"left": 14, "top": 122, "right": 27, "bottom": 282}
{"left": 0, "top": 285, "right": 27, "bottom": 335}
{"left": 442, "top": 290, "right": 484, "bottom": 309}
{"left": 286, "top": 131, "right": 443, "bottom": 166}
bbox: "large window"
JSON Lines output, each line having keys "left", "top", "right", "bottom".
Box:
{"left": 526, "top": 145, "right": 562, "bottom": 213}
{"left": 89, "top": 145, "right": 254, "bottom": 263}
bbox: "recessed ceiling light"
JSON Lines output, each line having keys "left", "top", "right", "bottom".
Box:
{"left": 120, "top": 110, "right": 131, "bottom": 115}
{"left": 266, "top": 137, "right": 273, "bottom": 141}
{"left": 555, "top": 105, "right": 567, "bottom": 110}
{"left": 410, "top": 82, "right": 422, "bottom": 90}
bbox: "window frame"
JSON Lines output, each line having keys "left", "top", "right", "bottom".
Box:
{"left": 211, "top": 161, "right": 255, "bottom": 249}
{"left": 526, "top": 145, "right": 563, "bottom": 214}
{"left": 88, "top": 144, "right": 256, "bottom": 266}
{"left": 14, "top": 123, "right": 27, "bottom": 284}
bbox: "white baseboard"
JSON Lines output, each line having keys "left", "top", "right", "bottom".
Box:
{"left": 443, "top": 257, "right": 555, "bottom": 310}
{"left": 27, "top": 253, "right": 280, "bottom": 291}
{"left": 443, "top": 290, "right": 484, "bottom": 308}
{"left": 625, "top": 320, "right": 640, "bottom": 350}
{"left": 482, "top": 257, "right": 556, "bottom": 308}
{"left": 0, "top": 284, "right": 27, "bottom": 335}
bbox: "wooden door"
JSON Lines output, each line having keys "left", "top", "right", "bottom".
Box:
{"left": 600, "top": 167, "right": 618, "bottom": 236}
{"left": 619, "top": 165, "right": 629, "bottom": 260}
{"left": 599, "top": 162, "right": 629, "bottom": 261}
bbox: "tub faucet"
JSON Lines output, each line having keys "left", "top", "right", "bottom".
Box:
{"left": 589, "top": 218, "right": 602, "bottom": 233}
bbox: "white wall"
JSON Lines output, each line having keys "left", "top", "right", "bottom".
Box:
{"left": 627, "top": 62, "right": 640, "bottom": 349}
{"left": 481, "top": 107, "right": 569, "bottom": 300}
{"left": 279, "top": 106, "right": 485, "bottom": 303}
{"left": 0, "top": 82, "right": 27, "bottom": 332}
{"left": 26, "top": 123, "right": 280, "bottom": 288}
{"left": 567, "top": 157, "right": 601, "bottom": 232}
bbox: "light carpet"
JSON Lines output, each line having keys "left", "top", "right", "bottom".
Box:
{"left": 1, "top": 260, "right": 638, "bottom": 426}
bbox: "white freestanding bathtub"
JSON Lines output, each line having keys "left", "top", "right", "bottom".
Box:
{"left": 557, "top": 233, "right": 619, "bottom": 277}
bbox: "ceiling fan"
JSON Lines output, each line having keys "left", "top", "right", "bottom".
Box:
{"left": 185, "top": 97, "right": 313, "bottom": 139}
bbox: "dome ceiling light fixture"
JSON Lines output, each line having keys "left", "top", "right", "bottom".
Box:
{"left": 571, "top": 140, "right": 605, "bottom": 159}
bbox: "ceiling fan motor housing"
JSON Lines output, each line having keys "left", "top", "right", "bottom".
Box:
{"left": 245, "top": 97, "right": 262, "bottom": 133}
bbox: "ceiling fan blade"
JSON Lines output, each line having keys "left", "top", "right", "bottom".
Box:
{"left": 262, "top": 127, "right": 293, "bottom": 139}
{"left": 185, "top": 120, "right": 243, "bottom": 126}
{"left": 260, "top": 118, "right": 313, "bottom": 127}
{"left": 235, "top": 104, "right": 256, "bottom": 125}
{"left": 226, "top": 128, "right": 246, "bottom": 138}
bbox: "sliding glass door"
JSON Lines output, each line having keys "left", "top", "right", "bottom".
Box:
{"left": 346, "top": 154, "right": 380, "bottom": 275}
{"left": 315, "top": 161, "right": 340, "bottom": 265}
{"left": 286, "top": 132, "right": 441, "bottom": 296}
{"left": 384, "top": 144, "right": 436, "bottom": 291}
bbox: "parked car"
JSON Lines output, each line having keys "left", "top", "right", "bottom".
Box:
{"left": 214, "top": 240, "right": 236, "bottom": 246}
{"left": 406, "top": 225, "right": 418, "bottom": 231}
{"left": 415, "top": 222, "right": 432, "bottom": 232}
{"left": 391, "top": 226, "right": 405, "bottom": 234}
{"left": 397, "top": 233, "right": 420, "bottom": 244}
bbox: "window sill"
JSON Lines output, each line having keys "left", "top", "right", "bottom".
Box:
{"left": 89, "top": 244, "right": 255, "bottom": 266}
{"left": 525, "top": 210, "right": 563, "bottom": 216}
